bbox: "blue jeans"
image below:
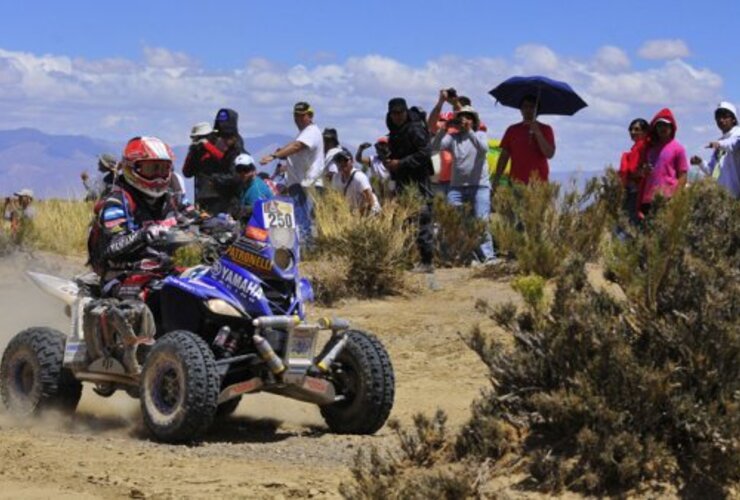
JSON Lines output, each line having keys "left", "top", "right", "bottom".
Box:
{"left": 447, "top": 185, "right": 495, "bottom": 261}
{"left": 287, "top": 184, "right": 314, "bottom": 248}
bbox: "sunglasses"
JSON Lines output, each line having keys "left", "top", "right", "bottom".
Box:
{"left": 135, "top": 160, "right": 171, "bottom": 179}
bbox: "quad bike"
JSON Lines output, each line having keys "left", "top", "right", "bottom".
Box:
{"left": 0, "top": 198, "right": 395, "bottom": 443}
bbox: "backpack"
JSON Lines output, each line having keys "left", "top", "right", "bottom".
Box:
{"left": 87, "top": 188, "right": 137, "bottom": 275}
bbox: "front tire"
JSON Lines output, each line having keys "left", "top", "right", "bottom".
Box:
{"left": 320, "top": 330, "right": 395, "bottom": 434}
{"left": 0, "top": 327, "right": 82, "bottom": 416}
{"left": 140, "top": 330, "right": 219, "bottom": 443}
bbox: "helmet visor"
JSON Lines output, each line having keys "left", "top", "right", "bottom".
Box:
{"left": 135, "top": 160, "right": 171, "bottom": 180}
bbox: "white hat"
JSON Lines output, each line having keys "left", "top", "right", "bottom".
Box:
{"left": 455, "top": 105, "right": 480, "bottom": 128}
{"left": 14, "top": 188, "right": 34, "bottom": 198}
{"left": 234, "top": 153, "right": 255, "bottom": 170}
{"left": 716, "top": 101, "right": 737, "bottom": 119}
{"left": 189, "top": 122, "right": 214, "bottom": 138}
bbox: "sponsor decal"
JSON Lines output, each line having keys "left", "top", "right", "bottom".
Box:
{"left": 303, "top": 377, "right": 330, "bottom": 393}
{"left": 214, "top": 263, "right": 265, "bottom": 301}
{"left": 225, "top": 245, "right": 272, "bottom": 272}
{"left": 102, "top": 207, "right": 126, "bottom": 221}
{"left": 245, "top": 225, "right": 268, "bottom": 241}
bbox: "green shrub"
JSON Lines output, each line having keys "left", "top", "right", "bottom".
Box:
{"left": 431, "top": 194, "right": 486, "bottom": 267}
{"left": 343, "top": 180, "right": 740, "bottom": 498}
{"left": 491, "top": 174, "right": 620, "bottom": 277}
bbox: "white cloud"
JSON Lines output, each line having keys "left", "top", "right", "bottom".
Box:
{"left": 638, "top": 39, "right": 690, "bottom": 60}
{"left": 142, "top": 46, "right": 197, "bottom": 69}
{"left": 0, "top": 42, "right": 728, "bottom": 173}
{"left": 593, "top": 46, "right": 630, "bottom": 72}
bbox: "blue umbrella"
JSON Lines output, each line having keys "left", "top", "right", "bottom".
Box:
{"left": 489, "top": 75, "right": 587, "bottom": 116}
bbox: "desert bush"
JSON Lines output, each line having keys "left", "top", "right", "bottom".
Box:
{"left": 27, "top": 199, "right": 92, "bottom": 255}
{"left": 299, "top": 257, "right": 349, "bottom": 307}
{"left": 491, "top": 173, "right": 620, "bottom": 277}
{"left": 339, "top": 411, "right": 480, "bottom": 500}
{"left": 312, "top": 189, "right": 415, "bottom": 299}
{"left": 343, "top": 181, "right": 739, "bottom": 497}
{"left": 431, "top": 194, "right": 486, "bottom": 267}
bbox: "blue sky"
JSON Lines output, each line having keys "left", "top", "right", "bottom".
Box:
{"left": 0, "top": 0, "right": 737, "bottom": 172}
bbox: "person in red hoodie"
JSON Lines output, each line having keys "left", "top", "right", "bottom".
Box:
{"left": 639, "top": 108, "right": 689, "bottom": 218}
{"left": 619, "top": 118, "right": 649, "bottom": 225}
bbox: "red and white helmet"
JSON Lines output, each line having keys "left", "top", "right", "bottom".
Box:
{"left": 121, "top": 136, "right": 174, "bottom": 198}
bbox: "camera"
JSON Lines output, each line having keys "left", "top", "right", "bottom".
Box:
{"left": 446, "top": 87, "right": 457, "bottom": 99}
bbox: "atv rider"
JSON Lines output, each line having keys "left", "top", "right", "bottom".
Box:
{"left": 89, "top": 136, "right": 182, "bottom": 292}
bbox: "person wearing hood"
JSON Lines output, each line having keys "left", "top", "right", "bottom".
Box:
{"left": 639, "top": 108, "right": 689, "bottom": 215}
{"left": 690, "top": 101, "right": 740, "bottom": 199}
{"left": 440, "top": 105, "right": 496, "bottom": 265}
{"left": 183, "top": 109, "right": 247, "bottom": 218}
{"left": 619, "top": 118, "right": 650, "bottom": 225}
{"left": 384, "top": 97, "right": 435, "bottom": 273}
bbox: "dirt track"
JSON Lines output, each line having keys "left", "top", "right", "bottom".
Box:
{"left": 0, "top": 252, "right": 518, "bottom": 499}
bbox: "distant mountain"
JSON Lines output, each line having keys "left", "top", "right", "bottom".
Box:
{"left": 0, "top": 128, "right": 293, "bottom": 199}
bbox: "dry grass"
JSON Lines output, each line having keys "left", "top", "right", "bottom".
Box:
{"left": 311, "top": 189, "right": 416, "bottom": 300}
{"left": 28, "top": 199, "right": 93, "bottom": 256}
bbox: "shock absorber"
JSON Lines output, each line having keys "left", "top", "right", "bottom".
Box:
{"left": 252, "top": 334, "right": 286, "bottom": 375}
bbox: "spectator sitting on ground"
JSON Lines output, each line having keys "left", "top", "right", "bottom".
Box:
{"left": 257, "top": 172, "right": 280, "bottom": 196}
{"left": 81, "top": 153, "right": 119, "bottom": 201}
{"left": 235, "top": 154, "right": 274, "bottom": 221}
{"left": 356, "top": 136, "right": 393, "bottom": 199}
{"left": 259, "top": 101, "right": 325, "bottom": 248}
{"left": 440, "top": 106, "right": 496, "bottom": 265}
{"left": 332, "top": 149, "right": 380, "bottom": 215}
{"left": 690, "top": 101, "right": 740, "bottom": 199}
{"left": 639, "top": 108, "right": 688, "bottom": 218}
{"left": 493, "top": 94, "right": 556, "bottom": 187}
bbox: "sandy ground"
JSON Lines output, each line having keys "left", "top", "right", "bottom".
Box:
{"left": 0, "top": 251, "right": 519, "bottom": 499}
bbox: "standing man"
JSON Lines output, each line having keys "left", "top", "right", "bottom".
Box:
{"left": 493, "top": 95, "right": 556, "bottom": 187}
{"left": 440, "top": 106, "right": 496, "bottom": 265}
{"left": 384, "top": 97, "right": 434, "bottom": 273}
{"left": 690, "top": 101, "right": 740, "bottom": 199}
{"left": 260, "top": 102, "right": 324, "bottom": 247}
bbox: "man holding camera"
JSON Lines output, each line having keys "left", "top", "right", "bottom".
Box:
{"left": 439, "top": 104, "right": 496, "bottom": 265}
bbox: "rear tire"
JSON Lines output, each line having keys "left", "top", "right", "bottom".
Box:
{"left": 320, "top": 330, "right": 394, "bottom": 434}
{"left": 140, "top": 330, "right": 219, "bottom": 443}
{"left": 0, "top": 327, "right": 82, "bottom": 416}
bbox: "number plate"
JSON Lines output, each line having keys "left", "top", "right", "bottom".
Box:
{"left": 288, "top": 329, "right": 317, "bottom": 360}
{"left": 263, "top": 200, "right": 295, "bottom": 229}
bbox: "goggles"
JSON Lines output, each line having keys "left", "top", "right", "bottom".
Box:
{"left": 135, "top": 160, "right": 171, "bottom": 179}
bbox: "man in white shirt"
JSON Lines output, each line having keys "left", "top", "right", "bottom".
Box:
{"left": 332, "top": 149, "right": 380, "bottom": 215}
{"left": 260, "top": 102, "right": 325, "bottom": 246}
{"left": 690, "top": 101, "right": 740, "bottom": 199}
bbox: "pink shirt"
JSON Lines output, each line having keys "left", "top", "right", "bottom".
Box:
{"left": 642, "top": 139, "right": 688, "bottom": 204}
